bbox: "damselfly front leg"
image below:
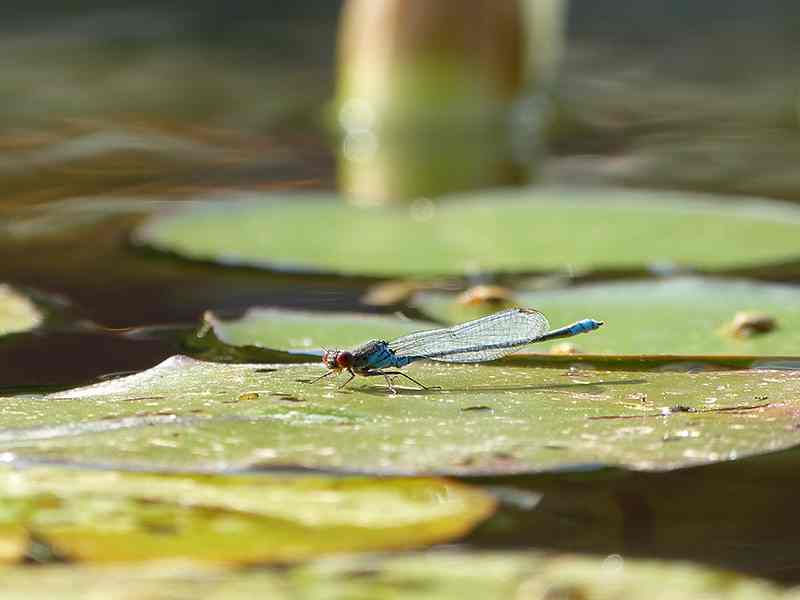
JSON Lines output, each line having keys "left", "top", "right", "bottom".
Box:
{"left": 308, "top": 370, "right": 336, "bottom": 385}
{"left": 338, "top": 370, "right": 356, "bottom": 390}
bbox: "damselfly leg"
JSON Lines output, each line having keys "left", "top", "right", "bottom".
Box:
{"left": 363, "top": 370, "right": 436, "bottom": 394}
{"left": 338, "top": 371, "right": 356, "bottom": 390}
{"left": 308, "top": 370, "right": 336, "bottom": 385}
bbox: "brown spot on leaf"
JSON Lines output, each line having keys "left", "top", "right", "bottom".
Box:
{"left": 725, "top": 311, "right": 778, "bottom": 338}
{"left": 456, "top": 285, "right": 515, "bottom": 306}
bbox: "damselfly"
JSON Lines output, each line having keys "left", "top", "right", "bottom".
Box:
{"left": 310, "top": 308, "right": 603, "bottom": 393}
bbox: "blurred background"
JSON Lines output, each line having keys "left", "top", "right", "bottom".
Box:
{"left": 3, "top": 0, "right": 800, "bottom": 204}
{"left": 4, "top": 1, "right": 800, "bottom": 589}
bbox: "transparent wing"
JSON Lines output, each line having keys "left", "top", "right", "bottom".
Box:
{"left": 388, "top": 308, "right": 549, "bottom": 363}
{"left": 424, "top": 346, "right": 524, "bottom": 363}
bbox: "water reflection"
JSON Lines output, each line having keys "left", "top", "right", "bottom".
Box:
{"left": 334, "top": 0, "right": 551, "bottom": 203}
{"left": 466, "top": 445, "right": 800, "bottom": 583}
{"left": 338, "top": 126, "right": 532, "bottom": 205}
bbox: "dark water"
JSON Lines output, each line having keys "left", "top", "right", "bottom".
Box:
{"left": 466, "top": 447, "right": 800, "bottom": 583}
{"left": 4, "top": 2, "right": 800, "bottom": 586}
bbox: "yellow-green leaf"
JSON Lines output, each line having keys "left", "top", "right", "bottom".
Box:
{"left": 0, "top": 466, "right": 493, "bottom": 563}
{"left": 1, "top": 551, "right": 798, "bottom": 599}
{"left": 0, "top": 285, "right": 43, "bottom": 336}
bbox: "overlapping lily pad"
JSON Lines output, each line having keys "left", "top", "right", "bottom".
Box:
{"left": 190, "top": 302, "right": 800, "bottom": 372}
{"left": 0, "top": 466, "right": 492, "bottom": 563}
{"left": 2, "top": 551, "right": 798, "bottom": 599}
{"left": 0, "top": 284, "right": 44, "bottom": 336}
{"left": 198, "top": 308, "right": 436, "bottom": 358}
{"left": 3, "top": 356, "right": 800, "bottom": 474}
{"left": 134, "top": 188, "right": 800, "bottom": 277}
{"left": 413, "top": 277, "right": 800, "bottom": 355}
{"left": 1, "top": 197, "right": 176, "bottom": 240}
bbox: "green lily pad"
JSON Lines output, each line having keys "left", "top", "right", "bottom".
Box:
{"left": 134, "top": 188, "right": 800, "bottom": 277}
{"left": 0, "top": 466, "right": 492, "bottom": 564}
{"left": 0, "top": 285, "right": 44, "bottom": 336}
{"left": 200, "top": 308, "right": 437, "bottom": 355}
{"left": 1, "top": 551, "right": 797, "bottom": 599}
{"left": 190, "top": 305, "right": 798, "bottom": 370}
{"left": 3, "top": 356, "right": 800, "bottom": 474}
{"left": 413, "top": 277, "right": 800, "bottom": 355}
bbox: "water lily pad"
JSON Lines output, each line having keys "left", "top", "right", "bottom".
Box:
{"left": 0, "top": 465, "right": 492, "bottom": 564}
{"left": 290, "top": 552, "right": 799, "bottom": 600}
{"left": 1, "top": 551, "right": 797, "bottom": 599}
{"left": 0, "top": 285, "right": 44, "bottom": 336}
{"left": 199, "top": 308, "right": 436, "bottom": 355}
{"left": 134, "top": 188, "right": 800, "bottom": 277}
{"left": 413, "top": 277, "right": 800, "bottom": 355}
{"left": 3, "top": 356, "right": 800, "bottom": 474}
{"left": 190, "top": 304, "right": 799, "bottom": 370}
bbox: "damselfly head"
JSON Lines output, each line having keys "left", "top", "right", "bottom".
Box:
{"left": 336, "top": 351, "right": 354, "bottom": 369}
{"left": 322, "top": 350, "right": 352, "bottom": 370}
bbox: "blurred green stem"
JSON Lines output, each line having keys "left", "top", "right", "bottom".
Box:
{"left": 335, "top": 0, "right": 567, "bottom": 204}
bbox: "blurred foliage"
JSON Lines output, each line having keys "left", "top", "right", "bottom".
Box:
{"left": 3, "top": 550, "right": 800, "bottom": 599}
{"left": 0, "top": 466, "right": 492, "bottom": 563}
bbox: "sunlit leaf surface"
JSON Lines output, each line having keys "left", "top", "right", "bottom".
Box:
{"left": 0, "top": 285, "right": 43, "bottom": 336}
{"left": 190, "top": 305, "right": 800, "bottom": 370}
{"left": 134, "top": 188, "right": 800, "bottom": 276}
{"left": 1, "top": 551, "right": 798, "bottom": 599}
{"left": 203, "top": 308, "right": 436, "bottom": 353}
{"left": 0, "top": 466, "right": 492, "bottom": 563}
{"left": 3, "top": 356, "right": 799, "bottom": 474}
{"left": 413, "top": 277, "right": 800, "bottom": 355}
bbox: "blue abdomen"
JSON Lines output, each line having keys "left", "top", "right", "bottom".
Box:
{"left": 571, "top": 319, "right": 603, "bottom": 335}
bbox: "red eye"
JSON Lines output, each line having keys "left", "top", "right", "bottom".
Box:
{"left": 336, "top": 352, "right": 353, "bottom": 368}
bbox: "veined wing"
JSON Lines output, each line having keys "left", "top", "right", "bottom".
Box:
{"left": 388, "top": 308, "right": 549, "bottom": 363}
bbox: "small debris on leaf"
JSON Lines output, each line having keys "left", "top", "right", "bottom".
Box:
{"left": 589, "top": 401, "right": 771, "bottom": 420}
{"left": 456, "top": 285, "right": 516, "bottom": 307}
{"left": 123, "top": 396, "right": 166, "bottom": 402}
{"left": 362, "top": 280, "right": 425, "bottom": 306}
{"left": 271, "top": 393, "right": 305, "bottom": 403}
{"left": 549, "top": 342, "right": 581, "bottom": 355}
{"left": 725, "top": 311, "right": 778, "bottom": 338}
{"left": 626, "top": 392, "right": 648, "bottom": 403}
